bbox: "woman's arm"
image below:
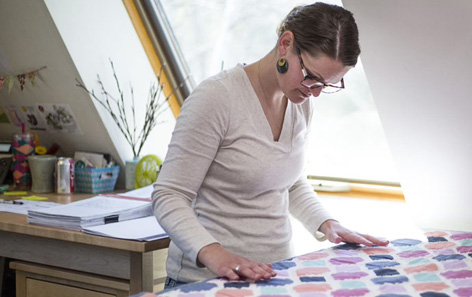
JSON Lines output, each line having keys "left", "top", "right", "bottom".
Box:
{"left": 289, "top": 176, "right": 389, "bottom": 246}
{"left": 152, "top": 79, "right": 229, "bottom": 264}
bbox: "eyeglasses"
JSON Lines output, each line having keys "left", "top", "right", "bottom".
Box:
{"left": 296, "top": 47, "right": 345, "bottom": 93}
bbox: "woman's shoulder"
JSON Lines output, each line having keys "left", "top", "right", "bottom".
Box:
{"left": 200, "top": 64, "right": 247, "bottom": 91}
{"left": 185, "top": 64, "right": 248, "bottom": 106}
{"left": 180, "top": 65, "right": 247, "bottom": 116}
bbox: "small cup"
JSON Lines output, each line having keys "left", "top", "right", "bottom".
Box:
{"left": 28, "top": 155, "right": 57, "bottom": 193}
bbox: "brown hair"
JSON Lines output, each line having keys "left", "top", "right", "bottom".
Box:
{"left": 278, "top": 3, "right": 360, "bottom": 66}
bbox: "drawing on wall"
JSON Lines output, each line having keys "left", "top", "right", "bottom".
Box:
{"left": 0, "top": 106, "right": 10, "bottom": 124}
{"left": 37, "top": 104, "right": 82, "bottom": 134}
{"left": 20, "top": 105, "right": 46, "bottom": 131}
{"left": 0, "top": 66, "right": 47, "bottom": 93}
{"left": 4, "top": 105, "right": 24, "bottom": 127}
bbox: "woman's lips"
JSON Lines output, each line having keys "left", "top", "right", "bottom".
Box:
{"left": 299, "top": 89, "right": 310, "bottom": 98}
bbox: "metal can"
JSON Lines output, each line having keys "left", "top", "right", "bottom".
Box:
{"left": 55, "top": 157, "right": 74, "bottom": 194}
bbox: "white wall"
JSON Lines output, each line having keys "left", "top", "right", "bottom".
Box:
{"left": 344, "top": 0, "right": 472, "bottom": 231}
{"left": 0, "top": 0, "right": 176, "bottom": 187}
{"left": 44, "top": 0, "right": 176, "bottom": 162}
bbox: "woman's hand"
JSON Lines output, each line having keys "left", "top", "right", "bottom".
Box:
{"left": 319, "top": 219, "right": 389, "bottom": 247}
{"left": 197, "top": 243, "right": 277, "bottom": 281}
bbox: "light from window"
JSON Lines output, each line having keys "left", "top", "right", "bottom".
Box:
{"left": 160, "top": 0, "right": 399, "bottom": 184}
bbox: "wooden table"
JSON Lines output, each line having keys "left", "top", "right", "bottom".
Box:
{"left": 0, "top": 192, "right": 170, "bottom": 296}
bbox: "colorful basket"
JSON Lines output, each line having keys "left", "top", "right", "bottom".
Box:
{"left": 75, "top": 166, "right": 120, "bottom": 194}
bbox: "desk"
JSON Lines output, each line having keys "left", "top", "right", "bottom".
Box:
{"left": 0, "top": 192, "right": 170, "bottom": 296}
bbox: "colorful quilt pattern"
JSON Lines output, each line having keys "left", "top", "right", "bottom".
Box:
{"left": 154, "top": 231, "right": 472, "bottom": 297}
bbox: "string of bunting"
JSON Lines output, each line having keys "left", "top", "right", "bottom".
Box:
{"left": 0, "top": 66, "right": 47, "bottom": 93}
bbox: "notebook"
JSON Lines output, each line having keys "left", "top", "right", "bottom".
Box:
{"left": 344, "top": 0, "right": 472, "bottom": 231}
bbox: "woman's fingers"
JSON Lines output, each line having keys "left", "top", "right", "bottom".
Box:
{"left": 232, "top": 262, "right": 276, "bottom": 281}
{"left": 321, "top": 220, "right": 389, "bottom": 247}
{"left": 198, "top": 244, "right": 277, "bottom": 282}
{"left": 253, "top": 263, "right": 276, "bottom": 279}
{"left": 225, "top": 266, "right": 240, "bottom": 280}
{"left": 361, "top": 233, "right": 390, "bottom": 246}
{"left": 335, "top": 230, "right": 390, "bottom": 247}
{"left": 341, "top": 231, "right": 375, "bottom": 246}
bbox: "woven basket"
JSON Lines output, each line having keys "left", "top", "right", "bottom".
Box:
{"left": 75, "top": 166, "right": 120, "bottom": 194}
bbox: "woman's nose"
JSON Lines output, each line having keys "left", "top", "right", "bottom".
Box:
{"left": 309, "top": 87, "right": 323, "bottom": 97}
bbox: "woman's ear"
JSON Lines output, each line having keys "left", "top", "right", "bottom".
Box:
{"left": 277, "top": 31, "right": 295, "bottom": 56}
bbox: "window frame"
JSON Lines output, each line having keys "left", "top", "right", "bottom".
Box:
{"left": 122, "top": 0, "right": 194, "bottom": 117}
{"left": 123, "top": 0, "right": 404, "bottom": 197}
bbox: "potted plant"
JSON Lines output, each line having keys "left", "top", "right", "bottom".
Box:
{"left": 76, "top": 60, "right": 185, "bottom": 189}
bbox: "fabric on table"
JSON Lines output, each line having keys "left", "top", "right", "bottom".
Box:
{"left": 153, "top": 231, "right": 472, "bottom": 297}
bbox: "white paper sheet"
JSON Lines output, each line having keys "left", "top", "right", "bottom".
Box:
{"left": 82, "top": 215, "right": 167, "bottom": 241}
{"left": 121, "top": 185, "right": 154, "bottom": 199}
{"left": 0, "top": 199, "right": 60, "bottom": 215}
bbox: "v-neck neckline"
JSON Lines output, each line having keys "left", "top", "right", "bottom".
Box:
{"left": 263, "top": 100, "right": 291, "bottom": 143}
{"left": 239, "top": 64, "right": 293, "bottom": 147}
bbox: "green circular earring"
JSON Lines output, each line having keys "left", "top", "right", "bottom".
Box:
{"left": 276, "top": 58, "right": 289, "bottom": 73}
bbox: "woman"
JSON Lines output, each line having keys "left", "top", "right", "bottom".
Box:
{"left": 152, "top": 2, "right": 389, "bottom": 288}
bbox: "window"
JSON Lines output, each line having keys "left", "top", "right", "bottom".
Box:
{"left": 158, "top": 0, "right": 399, "bottom": 184}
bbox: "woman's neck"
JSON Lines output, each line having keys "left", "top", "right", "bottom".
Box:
{"left": 245, "top": 50, "right": 285, "bottom": 106}
{"left": 244, "top": 50, "right": 288, "bottom": 141}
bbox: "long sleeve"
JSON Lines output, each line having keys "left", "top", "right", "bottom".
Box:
{"left": 289, "top": 175, "right": 335, "bottom": 240}
{"left": 152, "top": 78, "right": 230, "bottom": 265}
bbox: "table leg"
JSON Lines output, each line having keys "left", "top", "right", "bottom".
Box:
{"left": 130, "top": 251, "right": 153, "bottom": 294}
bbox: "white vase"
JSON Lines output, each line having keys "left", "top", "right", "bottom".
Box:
{"left": 125, "top": 157, "right": 140, "bottom": 190}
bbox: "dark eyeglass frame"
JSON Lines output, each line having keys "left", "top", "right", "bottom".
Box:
{"left": 296, "top": 47, "right": 345, "bottom": 93}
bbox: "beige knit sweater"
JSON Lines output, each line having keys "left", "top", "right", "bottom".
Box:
{"left": 152, "top": 64, "right": 333, "bottom": 283}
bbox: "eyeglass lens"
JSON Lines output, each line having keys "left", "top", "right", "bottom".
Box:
{"left": 302, "top": 78, "right": 344, "bottom": 93}
{"left": 297, "top": 48, "right": 344, "bottom": 93}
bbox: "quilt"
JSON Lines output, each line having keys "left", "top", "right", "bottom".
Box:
{"left": 151, "top": 231, "right": 472, "bottom": 297}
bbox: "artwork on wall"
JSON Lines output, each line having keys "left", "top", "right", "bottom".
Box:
{"left": 39, "top": 104, "right": 82, "bottom": 134}
{"left": 20, "top": 105, "right": 47, "bottom": 131}
{"left": 4, "top": 105, "right": 23, "bottom": 126}
{"left": 1, "top": 104, "right": 82, "bottom": 135}
{"left": 0, "top": 66, "right": 46, "bottom": 93}
{"left": 0, "top": 106, "right": 9, "bottom": 124}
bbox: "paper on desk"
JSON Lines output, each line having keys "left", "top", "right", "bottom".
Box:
{"left": 100, "top": 185, "right": 154, "bottom": 201}
{"left": 27, "top": 196, "right": 152, "bottom": 231}
{"left": 82, "top": 215, "right": 167, "bottom": 241}
{"left": 121, "top": 184, "right": 154, "bottom": 199}
{"left": 0, "top": 199, "right": 60, "bottom": 215}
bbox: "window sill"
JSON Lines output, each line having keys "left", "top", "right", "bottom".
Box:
{"left": 313, "top": 182, "right": 404, "bottom": 201}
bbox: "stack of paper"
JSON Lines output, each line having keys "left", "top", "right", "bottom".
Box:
{"left": 27, "top": 196, "right": 152, "bottom": 231}
{"left": 82, "top": 216, "right": 167, "bottom": 241}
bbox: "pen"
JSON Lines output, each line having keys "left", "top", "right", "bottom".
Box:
{"left": 0, "top": 199, "right": 23, "bottom": 205}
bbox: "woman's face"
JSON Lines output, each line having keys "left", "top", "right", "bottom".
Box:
{"left": 279, "top": 50, "right": 350, "bottom": 104}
